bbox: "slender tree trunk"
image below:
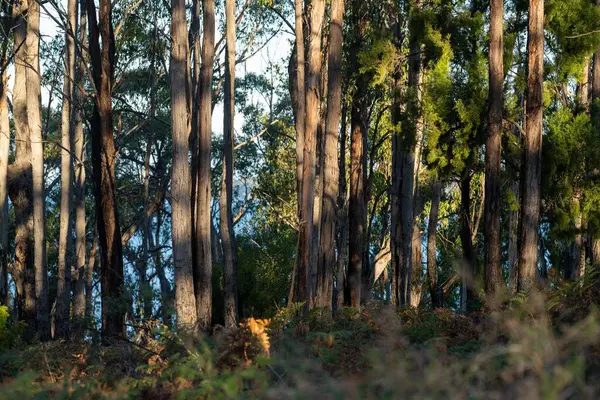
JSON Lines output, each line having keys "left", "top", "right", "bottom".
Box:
{"left": 291, "top": 0, "right": 307, "bottom": 306}
{"left": 170, "top": 0, "right": 198, "bottom": 329}
{"left": 518, "top": 0, "right": 544, "bottom": 291}
{"left": 508, "top": 180, "right": 519, "bottom": 294}
{"left": 317, "top": 0, "right": 344, "bottom": 310}
{"left": 56, "top": 0, "right": 78, "bottom": 339}
{"left": 0, "top": 0, "right": 11, "bottom": 307}
{"left": 190, "top": 0, "right": 201, "bottom": 246}
{"left": 460, "top": 171, "right": 476, "bottom": 312}
{"left": 484, "top": 0, "right": 504, "bottom": 297}
{"left": 72, "top": 0, "right": 88, "bottom": 338}
{"left": 221, "top": 0, "right": 239, "bottom": 328}
{"left": 334, "top": 105, "right": 348, "bottom": 312}
{"left": 390, "top": 9, "right": 403, "bottom": 307}
{"left": 85, "top": 233, "right": 98, "bottom": 327}
{"left": 427, "top": 177, "right": 442, "bottom": 308}
{"left": 27, "top": 0, "right": 50, "bottom": 341}
{"left": 9, "top": 0, "right": 35, "bottom": 329}
{"left": 86, "top": 0, "right": 125, "bottom": 339}
{"left": 151, "top": 211, "right": 172, "bottom": 325}
{"left": 194, "top": 0, "right": 215, "bottom": 328}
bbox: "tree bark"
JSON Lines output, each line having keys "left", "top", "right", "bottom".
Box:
{"left": 296, "top": 0, "right": 325, "bottom": 309}
{"left": 194, "top": 0, "right": 215, "bottom": 329}
{"left": 9, "top": 0, "right": 35, "bottom": 330}
{"left": 317, "top": 0, "right": 344, "bottom": 310}
{"left": 27, "top": 0, "right": 51, "bottom": 341}
{"left": 170, "top": 0, "right": 198, "bottom": 330}
{"left": 518, "top": 0, "right": 544, "bottom": 292}
{"left": 86, "top": 0, "right": 125, "bottom": 339}
{"left": 334, "top": 105, "right": 348, "bottom": 312}
{"left": 427, "top": 177, "right": 442, "bottom": 308}
{"left": 399, "top": 0, "right": 424, "bottom": 307}
{"left": 72, "top": 0, "right": 88, "bottom": 338}
{"left": 56, "top": 0, "right": 78, "bottom": 339}
{"left": 508, "top": 180, "right": 519, "bottom": 294}
{"left": 484, "top": 0, "right": 504, "bottom": 297}
{"left": 0, "top": 0, "right": 11, "bottom": 307}
{"left": 221, "top": 0, "right": 239, "bottom": 328}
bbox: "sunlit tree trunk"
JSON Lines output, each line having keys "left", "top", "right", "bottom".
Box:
{"left": 56, "top": 0, "right": 78, "bottom": 339}
{"left": 317, "top": 0, "right": 345, "bottom": 310}
{"left": 27, "top": 0, "right": 50, "bottom": 340}
{"left": 72, "top": 0, "right": 88, "bottom": 338}
{"left": 86, "top": 0, "right": 125, "bottom": 339}
{"left": 194, "top": 0, "right": 215, "bottom": 328}
{"left": 222, "top": 0, "right": 239, "bottom": 327}
{"left": 0, "top": 0, "right": 11, "bottom": 307}
{"left": 170, "top": 0, "right": 198, "bottom": 329}
{"left": 518, "top": 0, "right": 544, "bottom": 291}
{"left": 460, "top": 171, "right": 476, "bottom": 312}
{"left": 484, "top": 0, "right": 504, "bottom": 297}
{"left": 9, "top": 0, "right": 35, "bottom": 330}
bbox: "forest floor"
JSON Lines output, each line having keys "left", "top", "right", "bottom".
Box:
{"left": 2, "top": 279, "right": 600, "bottom": 399}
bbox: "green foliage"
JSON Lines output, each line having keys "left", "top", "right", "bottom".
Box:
{"left": 0, "top": 306, "right": 24, "bottom": 351}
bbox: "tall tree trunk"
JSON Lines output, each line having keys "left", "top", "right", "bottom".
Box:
{"left": 56, "top": 0, "right": 78, "bottom": 339}
{"left": 317, "top": 0, "right": 344, "bottom": 310}
{"left": 297, "top": 0, "right": 325, "bottom": 309}
{"left": 221, "top": 0, "right": 239, "bottom": 328}
{"left": 390, "top": 9, "right": 403, "bottom": 307}
{"left": 347, "top": 0, "right": 367, "bottom": 309}
{"left": 72, "top": 0, "right": 88, "bottom": 338}
{"left": 190, "top": 0, "right": 201, "bottom": 261}
{"left": 0, "top": 0, "right": 11, "bottom": 307}
{"left": 86, "top": 0, "right": 125, "bottom": 339}
{"left": 27, "top": 0, "right": 50, "bottom": 341}
{"left": 427, "top": 177, "right": 442, "bottom": 308}
{"left": 518, "top": 0, "right": 544, "bottom": 291}
{"left": 334, "top": 105, "right": 348, "bottom": 312}
{"left": 398, "top": 0, "right": 424, "bottom": 306}
{"left": 194, "top": 0, "right": 215, "bottom": 328}
{"left": 9, "top": 0, "right": 35, "bottom": 329}
{"left": 484, "top": 0, "right": 504, "bottom": 297}
{"left": 170, "top": 0, "right": 198, "bottom": 330}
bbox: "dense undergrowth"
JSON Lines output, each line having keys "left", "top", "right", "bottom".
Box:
{"left": 2, "top": 277, "right": 600, "bottom": 399}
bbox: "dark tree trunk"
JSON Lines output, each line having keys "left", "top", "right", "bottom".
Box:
{"left": 317, "top": 0, "right": 345, "bottom": 310}
{"left": 86, "top": 0, "right": 125, "bottom": 339}
{"left": 484, "top": 0, "right": 504, "bottom": 297}
{"left": 518, "top": 0, "right": 544, "bottom": 291}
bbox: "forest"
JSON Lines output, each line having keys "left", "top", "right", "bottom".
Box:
{"left": 2, "top": 0, "right": 600, "bottom": 397}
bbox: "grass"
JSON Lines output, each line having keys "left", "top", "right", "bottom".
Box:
{"left": 2, "top": 286, "right": 600, "bottom": 399}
